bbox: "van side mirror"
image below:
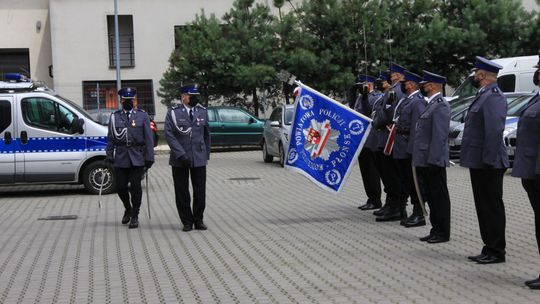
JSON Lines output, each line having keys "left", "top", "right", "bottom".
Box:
{"left": 248, "top": 117, "right": 256, "bottom": 124}
{"left": 77, "top": 118, "right": 85, "bottom": 134}
{"left": 270, "top": 121, "right": 281, "bottom": 127}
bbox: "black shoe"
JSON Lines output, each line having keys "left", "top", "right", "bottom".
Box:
{"left": 128, "top": 217, "right": 139, "bottom": 229}
{"left": 467, "top": 254, "right": 486, "bottom": 262}
{"left": 525, "top": 276, "right": 540, "bottom": 286}
{"left": 526, "top": 277, "right": 540, "bottom": 289}
{"left": 375, "top": 210, "right": 401, "bottom": 222}
{"left": 404, "top": 215, "right": 426, "bottom": 228}
{"left": 121, "top": 211, "right": 131, "bottom": 225}
{"left": 373, "top": 204, "right": 389, "bottom": 216}
{"left": 182, "top": 225, "right": 193, "bottom": 232}
{"left": 476, "top": 255, "right": 505, "bottom": 264}
{"left": 427, "top": 235, "right": 449, "bottom": 244}
{"left": 419, "top": 234, "right": 432, "bottom": 242}
{"left": 525, "top": 276, "right": 540, "bottom": 285}
{"left": 359, "top": 201, "right": 382, "bottom": 210}
{"left": 194, "top": 222, "right": 207, "bottom": 230}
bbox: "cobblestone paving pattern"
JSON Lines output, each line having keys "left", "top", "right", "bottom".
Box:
{"left": 0, "top": 151, "right": 539, "bottom": 303}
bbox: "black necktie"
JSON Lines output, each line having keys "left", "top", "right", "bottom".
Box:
{"left": 189, "top": 109, "right": 193, "bottom": 121}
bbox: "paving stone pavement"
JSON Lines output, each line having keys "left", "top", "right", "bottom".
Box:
{"left": 0, "top": 151, "right": 540, "bottom": 304}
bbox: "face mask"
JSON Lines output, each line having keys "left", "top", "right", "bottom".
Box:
{"left": 122, "top": 99, "right": 133, "bottom": 111}
{"left": 400, "top": 82, "right": 407, "bottom": 94}
{"left": 534, "top": 69, "right": 540, "bottom": 86}
{"left": 420, "top": 85, "right": 428, "bottom": 97}
{"left": 362, "top": 84, "right": 369, "bottom": 96}
{"left": 470, "top": 75, "right": 481, "bottom": 88}
{"left": 188, "top": 95, "right": 199, "bottom": 107}
{"left": 374, "top": 80, "right": 384, "bottom": 92}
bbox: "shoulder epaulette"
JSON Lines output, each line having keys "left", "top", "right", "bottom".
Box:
{"left": 492, "top": 87, "right": 501, "bottom": 94}
{"left": 135, "top": 108, "right": 146, "bottom": 113}
{"left": 436, "top": 97, "right": 444, "bottom": 103}
{"left": 196, "top": 104, "right": 206, "bottom": 110}
{"left": 113, "top": 109, "right": 122, "bottom": 114}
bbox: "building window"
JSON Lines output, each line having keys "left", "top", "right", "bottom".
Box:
{"left": 0, "top": 49, "right": 30, "bottom": 79}
{"left": 107, "top": 15, "right": 135, "bottom": 68}
{"left": 82, "top": 80, "right": 155, "bottom": 115}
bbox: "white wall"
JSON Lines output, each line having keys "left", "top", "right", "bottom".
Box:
{"left": 49, "top": 0, "right": 249, "bottom": 122}
{"left": 0, "top": 0, "right": 53, "bottom": 87}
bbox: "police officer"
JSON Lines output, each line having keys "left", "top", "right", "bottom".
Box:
{"left": 165, "top": 84, "right": 211, "bottom": 232}
{"left": 461, "top": 56, "right": 509, "bottom": 264}
{"left": 511, "top": 52, "right": 540, "bottom": 289}
{"left": 354, "top": 75, "right": 384, "bottom": 210}
{"left": 412, "top": 71, "right": 451, "bottom": 243}
{"left": 106, "top": 87, "right": 155, "bottom": 229}
{"left": 394, "top": 70, "right": 427, "bottom": 227}
{"left": 372, "top": 63, "right": 406, "bottom": 222}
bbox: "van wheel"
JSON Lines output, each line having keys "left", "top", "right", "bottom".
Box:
{"left": 83, "top": 161, "right": 115, "bottom": 195}
{"left": 263, "top": 140, "right": 273, "bottom": 163}
{"left": 279, "top": 143, "right": 285, "bottom": 167}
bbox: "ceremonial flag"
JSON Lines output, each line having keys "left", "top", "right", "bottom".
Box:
{"left": 285, "top": 82, "right": 372, "bottom": 193}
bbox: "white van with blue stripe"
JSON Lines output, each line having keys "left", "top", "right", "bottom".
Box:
{"left": 0, "top": 74, "right": 114, "bottom": 194}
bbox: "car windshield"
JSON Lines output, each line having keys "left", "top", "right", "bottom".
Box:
{"left": 450, "top": 96, "right": 474, "bottom": 115}
{"left": 507, "top": 94, "right": 535, "bottom": 116}
{"left": 452, "top": 76, "right": 478, "bottom": 99}
{"left": 284, "top": 107, "right": 294, "bottom": 125}
{"left": 54, "top": 94, "right": 100, "bottom": 123}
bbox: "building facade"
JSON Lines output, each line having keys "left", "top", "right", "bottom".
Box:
{"left": 0, "top": 0, "right": 537, "bottom": 123}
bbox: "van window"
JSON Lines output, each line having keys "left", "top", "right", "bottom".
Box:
{"left": 0, "top": 100, "right": 11, "bottom": 133}
{"left": 22, "top": 97, "right": 79, "bottom": 134}
{"left": 207, "top": 108, "right": 216, "bottom": 122}
{"left": 452, "top": 77, "right": 478, "bottom": 99}
{"left": 497, "top": 75, "right": 516, "bottom": 92}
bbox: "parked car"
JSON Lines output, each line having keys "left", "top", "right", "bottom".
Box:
{"left": 87, "top": 108, "right": 159, "bottom": 147}
{"left": 503, "top": 93, "right": 538, "bottom": 162}
{"left": 448, "top": 93, "right": 535, "bottom": 158}
{"left": 262, "top": 104, "right": 295, "bottom": 167}
{"left": 207, "top": 106, "right": 264, "bottom": 147}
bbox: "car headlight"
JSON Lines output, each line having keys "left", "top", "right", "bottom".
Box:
{"left": 503, "top": 126, "right": 516, "bottom": 138}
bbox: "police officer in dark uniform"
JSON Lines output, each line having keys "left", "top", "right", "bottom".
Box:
{"left": 461, "top": 56, "right": 509, "bottom": 264}
{"left": 511, "top": 52, "right": 540, "bottom": 289}
{"left": 393, "top": 70, "right": 427, "bottom": 227}
{"left": 372, "top": 63, "right": 406, "bottom": 222}
{"left": 165, "top": 84, "right": 211, "bottom": 232}
{"left": 354, "top": 75, "right": 384, "bottom": 210}
{"left": 106, "top": 87, "right": 155, "bottom": 229}
{"left": 412, "top": 71, "right": 451, "bottom": 243}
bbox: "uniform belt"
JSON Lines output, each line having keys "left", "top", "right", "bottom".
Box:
{"left": 115, "top": 141, "right": 145, "bottom": 147}
{"left": 396, "top": 128, "right": 410, "bottom": 135}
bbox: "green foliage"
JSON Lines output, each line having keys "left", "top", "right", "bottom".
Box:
{"left": 160, "top": 0, "right": 539, "bottom": 112}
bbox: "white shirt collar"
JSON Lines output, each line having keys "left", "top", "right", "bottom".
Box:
{"left": 427, "top": 92, "right": 442, "bottom": 104}
{"left": 408, "top": 90, "right": 420, "bottom": 98}
{"left": 183, "top": 104, "right": 193, "bottom": 111}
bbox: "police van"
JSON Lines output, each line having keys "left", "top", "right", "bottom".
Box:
{"left": 0, "top": 74, "right": 114, "bottom": 194}
{"left": 449, "top": 55, "right": 538, "bottom": 101}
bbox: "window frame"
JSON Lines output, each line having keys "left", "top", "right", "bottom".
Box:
{"left": 0, "top": 99, "right": 11, "bottom": 134}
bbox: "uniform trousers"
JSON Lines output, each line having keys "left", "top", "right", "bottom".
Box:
{"left": 375, "top": 151, "right": 401, "bottom": 208}
{"left": 115, "top": 166, "right": 145, "bottom": 217}
{"left": 396, "top": 156, "right": 423, "bottom": 214}
{"left": 522, "top": 177, "right": 540, "bottom": 256}
{"left": 172, "top": 166, "right": 207, "bottom": 226}
{"left": 417, "top": 166, "right": 451, "bottom": 238}
{"left": 470, "top": 168, "right": 506, "bottom": 258}
{"left": 358, "top": 148, "right": 382, "bottom": 205}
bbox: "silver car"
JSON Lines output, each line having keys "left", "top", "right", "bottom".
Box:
{"left": 262, "top": 104, "right": 294, "bottom": 167}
